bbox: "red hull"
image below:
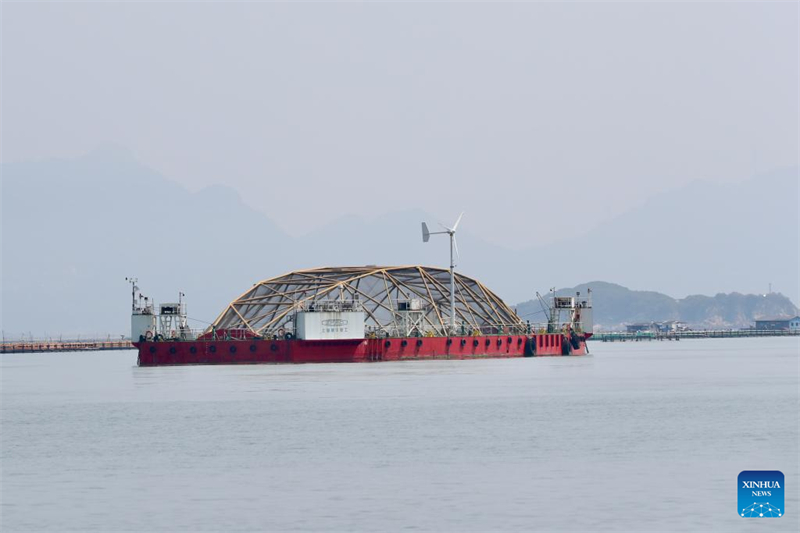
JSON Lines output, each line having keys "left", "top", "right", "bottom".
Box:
{"left": 136, "top": 333, "right": 589, "bottom": 367}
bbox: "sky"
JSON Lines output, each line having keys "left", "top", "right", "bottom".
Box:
{"left": 2, "top": 1, "right": 798, "bottom": 249}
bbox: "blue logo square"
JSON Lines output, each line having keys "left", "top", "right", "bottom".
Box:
{"left": 738, "top": 470, "right": 784, "bottom": 518}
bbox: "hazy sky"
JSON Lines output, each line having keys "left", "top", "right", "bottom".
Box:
{"left": 2, "top": 1, "right": 798, "bottom": 248}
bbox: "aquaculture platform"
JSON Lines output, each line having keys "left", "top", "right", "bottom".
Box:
{"left": 1, "top": 340, "right": 134, "bottom": 354}
{"left": 591, "top": 329, "right": 799, "bottom": 342}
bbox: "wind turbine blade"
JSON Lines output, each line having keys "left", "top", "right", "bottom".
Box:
{"left": 453, "top": 235, "right": 460, "bottom": 261}
{"left": 452, "top": 212, "right": 464, "bottom": 232}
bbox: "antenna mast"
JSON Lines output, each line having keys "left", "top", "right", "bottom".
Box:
{"left": 125, "top": 277, "right": 138, "bottom": 311}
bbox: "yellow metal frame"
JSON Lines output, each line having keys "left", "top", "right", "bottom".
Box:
{"left": 209, "top": 266, "right": 523, "bottom": 336}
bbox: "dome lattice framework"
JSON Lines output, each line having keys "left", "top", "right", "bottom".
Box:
{"left": 210, "top": 266, "right": 523, "bottom": 336}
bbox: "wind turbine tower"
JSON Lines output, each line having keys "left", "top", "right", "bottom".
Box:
{"left": 421, "top": 213, "right": 464, "bottom": 333}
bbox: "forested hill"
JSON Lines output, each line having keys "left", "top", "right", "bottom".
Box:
{"left": 515, "top": 281, "right": 800, "bottom": 330}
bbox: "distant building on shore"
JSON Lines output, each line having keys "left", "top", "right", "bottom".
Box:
{"left": 754, "top": 315, "right": 800, "bottom": 331}
{"left": 658, "top": 320, "right": 689, "bottom": 332}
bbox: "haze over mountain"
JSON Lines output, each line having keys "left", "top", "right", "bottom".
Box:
{"left": 2, "top": 149, "right": 797, "bottom": 337}
{"left": 4, "top": 2, "right": 798, "bottom": 250}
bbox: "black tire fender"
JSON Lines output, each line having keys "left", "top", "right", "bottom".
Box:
{"left": 562, "top": 336, "right": 573, "bottom": 355}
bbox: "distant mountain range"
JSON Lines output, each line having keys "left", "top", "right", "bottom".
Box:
{"left": 515, "top": 281, "right": 800, "bottom": 330}
{"left": 2, "top": 148, "right": 797, "bottom": 336}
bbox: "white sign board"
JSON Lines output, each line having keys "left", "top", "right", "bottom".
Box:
{"left": 296, "top": 311, "right": 366, "bottom": 340}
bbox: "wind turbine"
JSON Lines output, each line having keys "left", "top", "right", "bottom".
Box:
{"left": 421, "top": 212, "right": 464, "bottom": 333}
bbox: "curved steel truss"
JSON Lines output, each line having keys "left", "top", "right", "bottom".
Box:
{"left": 210, "top": 266, "right": 523, "bottom": 336}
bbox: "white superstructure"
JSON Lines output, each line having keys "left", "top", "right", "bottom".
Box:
{"left": 127, "top": 278, "right": 191, "bottom": 341}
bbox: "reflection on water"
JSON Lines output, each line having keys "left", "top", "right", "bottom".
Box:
{"left": 2, "top": 338, "right": 798, "bottom": 532}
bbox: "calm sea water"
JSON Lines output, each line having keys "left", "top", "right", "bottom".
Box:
{"left": 2, "top": 337, "right": 798, "bottom": 532}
